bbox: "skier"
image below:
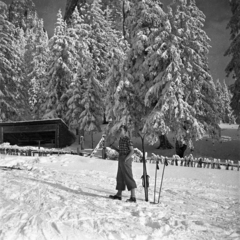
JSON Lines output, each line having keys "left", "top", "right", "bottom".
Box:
{"left": 109, "top": 125, "right": 137, "bottom": 202}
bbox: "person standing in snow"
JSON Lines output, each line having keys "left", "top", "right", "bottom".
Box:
{"left": 109, "top": 125, "right": 137, "bottom": 202}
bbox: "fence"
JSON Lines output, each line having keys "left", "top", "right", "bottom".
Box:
{"left": 149, "top": 153, "right": 240, "bottom": 171}
{"left": 1, "top": 143, "right": 239, "bottom": 171}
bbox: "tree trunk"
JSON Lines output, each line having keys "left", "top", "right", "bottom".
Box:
{"left": 141, "top": 136, "right": 149, "bottom": 202}
{"left": 122, "top": 0, "right": 126, "bottom": 39}
{"left": 91, "top": 131, "right": 94, "bottom": 149}
{"left": 103, "top": 112, "right": 108, "bottom": 124}
{"left": 175, "top": 140, "right": 187, "bottom": 158}
{"left": 157, "top": 134, "right": 174, "bottom": 149}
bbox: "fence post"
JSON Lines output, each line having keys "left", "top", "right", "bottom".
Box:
{"left": 180, "top": 158, "right": 183, "bottom": 166}
{"left": 102, "top": 134, "right": 106, "bottom": 159}
{"left": 211, "top": 159, "right": 214, "bottom": 169}
{"left": 238, "top": 161, "right": 240, "bottom": 171}
{"left": 80, "top": 136, "right": 84, "bottom": 150}
{"left": 217, "top": 159, "right": 221, "bottom": 169}
{"left": 174, "top": 156, "right": 178, "bottom": 166}
{"left": 231, "top": 160, "right": 234, "bottom": 170}
{"left": 225, "top": 160, "right": 229, "bottom": 170}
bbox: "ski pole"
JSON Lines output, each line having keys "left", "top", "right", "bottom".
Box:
{"left": 153, "top": 160, "right": 159, "bottom": 203}
{"left": 158, "top": 157, "right": 168, "bottom": 203}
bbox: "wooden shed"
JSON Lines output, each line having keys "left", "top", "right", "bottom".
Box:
{"left": 0, "top": 119, "right": 75, "bottom": 148}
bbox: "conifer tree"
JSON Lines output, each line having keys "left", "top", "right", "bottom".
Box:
{"left": 222, "top": 80, "right": 235, "bottom": 123}
{"left": 8, "top": 0, "right": 36, "bottom": 31}
{"left": 81, "top": 0, "right": 121, "bottom": 84}
{"left": 66, "top": 7, "right": 104, "bottom": 136}
{"left": 215, "top": 79, "right": 225, "bottom": 121}
{"left": 41, "top": 10, "right": 77, "bottom": 121}
{"left": 66, "top": 8, "right": 92, "bottom": 130}
{"left": 215, "top": 79, "right": 235, "bottom": 124}
{"left": 225, "top": 0, "right": 240, "bottom": 123}
{"left": 78, "top": 72, "right": 103, "bottom": 133}
{"left": 28, "top": 18, "right": 49, "bottom": 119}
{"left": 143, "top": 0, "right": 220, "bottom": 157}
{"left": 105, "top": 40, "right": 128, "bottom": 140}
{"left": 0, "top": 11, "right": 26, "bottom": 121}
{"left": 108, "top": 0, "right": 170, "bottom": 201}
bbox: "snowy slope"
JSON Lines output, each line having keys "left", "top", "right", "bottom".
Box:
{"left": 0, "top": 154, "right": 239, "bottom": 240}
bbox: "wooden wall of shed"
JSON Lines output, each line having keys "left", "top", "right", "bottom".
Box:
{"left": 59, "top": 123, "right": 75, "bottom": 148}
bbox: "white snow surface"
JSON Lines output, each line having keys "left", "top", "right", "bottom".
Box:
{"left": 0, "top": 154, "right": 239, "bottom": 240}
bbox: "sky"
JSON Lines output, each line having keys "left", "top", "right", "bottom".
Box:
{"left": 1, "top": 0, "right": 234, "bottom": 86}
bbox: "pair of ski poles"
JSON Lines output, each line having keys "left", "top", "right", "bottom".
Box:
{"left": 152, "top": 156, "right": 168, "bottom": 204}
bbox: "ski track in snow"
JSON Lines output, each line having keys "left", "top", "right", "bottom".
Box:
{"left": 0, "top": 155, "right": 239, "bottom": 240}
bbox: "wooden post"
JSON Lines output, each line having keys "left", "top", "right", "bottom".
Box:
{"left": 183, "top": 156, "right": 187, "bottom": 167}
{"left": 217, "top": 159, "right": 221, "bottom": 169}
{"left": 175, "top": 156, "right": 179, "bottom": 166}
{"left": 76, "top": 128, "right": 80, "bottom": 144}
{"left": 231, "top": 160, "right": 234, "bottom": 170}
{"left": 160, "top": 156, "right": 164, "bottom": 165}
{"left": 185, "top": 156, "right": 189, "bottom": 167}
{"left": 91, "top": 131, "right": 94, "bottom": 149}
{"left": 56, "top": 124, "right": 59, "bottom": 148}
{"left": 80, "top": 136, "right": 84, "bottom": 150}
{"left": 194, "top": 158, "right": 197, "bottom": 167}
{"left": 198, "top": 158, "right": 202, "bottom": 168}
{"left": 225, "top": 160, "right": 229, "bottom": 170}
{"left": 0, "top": 127, "right": 3, "bottom": 144}
{"left": 180, "top": 158, "right": 183, "bottom": 166}
{"left": 190, "top": 156, "right": 194, "bottom": 167}
{"left": 211, "top": 159, "right": 214, "bottom": 169}
{"left": 206, "top": 158, "right": 210, "bottom": 168}
{"left": 102, "top": 134, "right": 106, "bottom": 159}
{"left": 201, "top": 158, "right": 205, "bottom": 168}
{"left": 238, "top": 161, "right": 240, "bottom": 171}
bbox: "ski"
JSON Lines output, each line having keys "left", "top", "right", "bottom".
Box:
{"left": 141, "top": 153, "right": 149, "bottom": 202}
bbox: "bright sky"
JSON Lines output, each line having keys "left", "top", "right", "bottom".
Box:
{"left": 1, "top": 0, "right": 234, "bottom": 86}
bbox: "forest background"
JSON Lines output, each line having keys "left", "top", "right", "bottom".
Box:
{"left": 0, "top": 0, "right": 239, "bottom": 157}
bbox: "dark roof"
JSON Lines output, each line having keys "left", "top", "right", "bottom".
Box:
{"left": 0, "top": 118, "right": 68, "bottom": 128}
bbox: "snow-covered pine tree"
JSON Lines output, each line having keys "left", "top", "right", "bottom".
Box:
{"left": 225, "top": 0, "right": 240, "bottom": 123}
{"left": 108, "top": 0, "right": 171, "bottom": 201}
{"left": 67, "top": 60, "right": 104, "bottom": 143}
{"left": 102, "top": 0, "right": 123, "bottom": 32}
{"left": 77, "top": 1, "right": 124, "bottom": 128}
{"left": 67, "top": 7, "right": 91, "bottom": 68}
{"left": 41, "top": 10, "right": 77, "bottom": 121}
{"left": 8, "top": 0, "right": 36, "bottom": 31}
{"left": 78, "top": 72, "right": 104, "bottom": 134}
{"left": 66, "top": 8, "right": 92, "bottom": 130}
{"left": 0, "top": 9, "right": 26, "bottom": 121}
{"left": 66, "top": 6, "right": 105, "bottom": 138}
{"left": 222, "top": 80, "right": 235, "bottom": 124}
{"left": 81, "top": 0, "right": 120, "bottom": 84}
{"left": 28, "top": 18, "right": 49, "bottom": 119}
{"left": 144, "top": 0, "right": 221, "bottom": 157}
{"left": 215, "top": 79, "right": 235, "bottom": 124}
{"left": 66, "top": 72, "right": 85, "bottom": 131}
{"left": 104, "top": 39, "right": 129, "bottom": 143}
{"left": 14, "top": 26, "right": 33, "bottom": 119}
{"left": 215, "top": 79, "right": 225, "bottom": 122}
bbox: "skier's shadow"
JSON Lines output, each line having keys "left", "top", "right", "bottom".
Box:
{"left": 23, "top": 177, "right": 109, "bottom": 199}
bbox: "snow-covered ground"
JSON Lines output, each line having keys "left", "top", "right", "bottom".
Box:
{"left": 0, "top": 154, "right": 239, "bottom": 240}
